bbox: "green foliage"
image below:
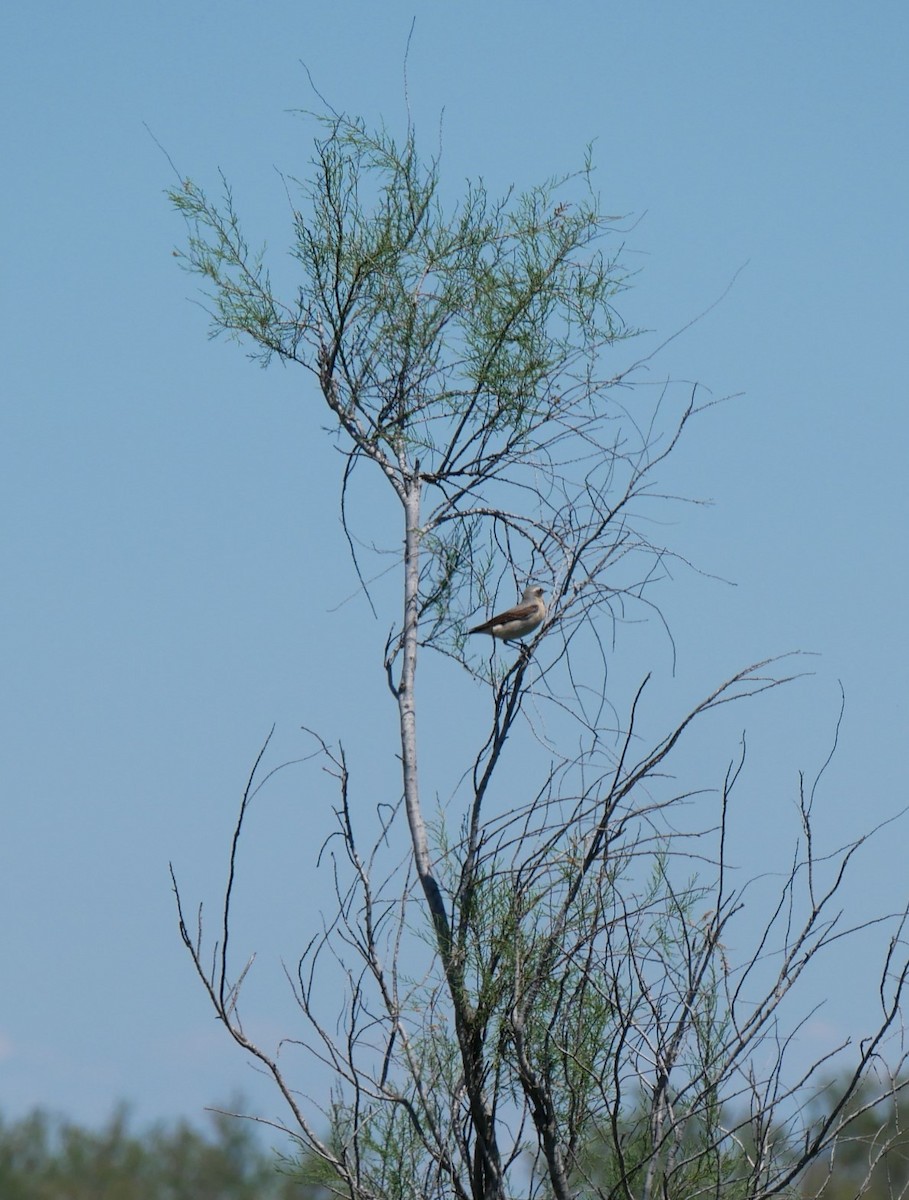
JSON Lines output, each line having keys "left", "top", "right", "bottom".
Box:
{"left": 572, "top": 1077, "right": 909, "bottom": 1200}
{"left": 170, "top": 113, "right": 636, "bottom": 638}
{"left": 167, "top": 98, "right": 909, "bottom": 1200}
{"left": 172, "top": 113, "right": 630, "bottom": 444}
{"left": 0, "top": 1104, "right": 313, "bottom": 1200}
{"left": 800, "top": 1080, "right": 909, "bottom": 1200}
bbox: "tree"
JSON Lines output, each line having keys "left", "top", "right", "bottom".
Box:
{"left": 800, "top": 1078, "right": 909, "bottom": 1200}
{"left": 167, "top": 108, "right": 909, "bottom": 1200}
{"left": 0, "top": 1103, "right": 312, "bottom": 1199}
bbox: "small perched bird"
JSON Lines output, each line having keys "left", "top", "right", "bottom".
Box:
{"left": 468, "top": 586, "right": 546, "bottom": 642}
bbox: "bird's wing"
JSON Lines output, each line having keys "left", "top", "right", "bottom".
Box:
{"left": 497, "top": 600, "right": 540, "bottom": 622}
{"left": 470, "top": 600, "right": 539, "bottom": 632}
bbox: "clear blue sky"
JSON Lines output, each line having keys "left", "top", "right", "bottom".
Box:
{"left": 2, "top": 2, "right": 908, "bottom": 1132}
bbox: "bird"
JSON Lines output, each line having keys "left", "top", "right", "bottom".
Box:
{"left": 468, "top": 586, "right": 546, "bottom": 642}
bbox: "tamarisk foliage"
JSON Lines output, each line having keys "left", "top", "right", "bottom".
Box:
{"left": 168, "top": 111, "right": 909, "bottom": 1200}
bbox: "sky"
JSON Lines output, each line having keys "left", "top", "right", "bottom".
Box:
{"left": 2, "top": 1, "right": 908, "bottom": 1139}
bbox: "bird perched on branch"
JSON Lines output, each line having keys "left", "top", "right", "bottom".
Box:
{"left": 468, "top": 586, "right": 546, "bottom": 642}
